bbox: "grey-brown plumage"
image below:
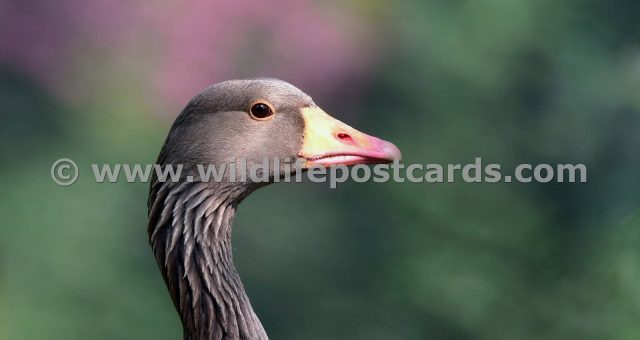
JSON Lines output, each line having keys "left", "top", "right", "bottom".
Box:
{"left": 148, "top": 79, "right": 311, "bottom": 340}
{"left": 147, "top": 79, "right": 401, "bottom": 340}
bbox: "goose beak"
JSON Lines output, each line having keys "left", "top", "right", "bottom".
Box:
{"left": 298, "top": 107, "right": 402, "bottom": 167}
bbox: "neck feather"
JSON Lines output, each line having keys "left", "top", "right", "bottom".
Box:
{"left": 148, "top": 181, "right": 268, "bottom": 340}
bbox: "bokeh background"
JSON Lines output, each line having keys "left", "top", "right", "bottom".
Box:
{"left": 1, "top": 0, "right": 640, "bottom": 339}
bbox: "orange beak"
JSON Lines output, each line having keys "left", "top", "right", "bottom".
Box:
{"left": 299, "top": 107, "right": 402, "bottom": 167}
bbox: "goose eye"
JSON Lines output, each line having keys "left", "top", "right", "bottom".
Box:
{"left": 250, "top": 103, "right": 274, "bottom": 120}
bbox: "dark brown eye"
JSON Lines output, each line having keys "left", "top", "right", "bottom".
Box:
{"left": 250, "top": 102, "right": 274, "bottom": 120}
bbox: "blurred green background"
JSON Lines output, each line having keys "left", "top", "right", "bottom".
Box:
{"left": 1, "top": 0, "right": 639, "bottom": 339}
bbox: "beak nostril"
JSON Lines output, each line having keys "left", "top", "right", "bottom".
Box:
{"left": 337, "top": 132, "right": 353, "bottom": 142}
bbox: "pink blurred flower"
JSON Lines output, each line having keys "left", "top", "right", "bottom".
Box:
{"left": 0, "top": 0, "right": 145, "bottom": 91}
{"left": 0, "top": 0, "right": 377, "bottom": 110}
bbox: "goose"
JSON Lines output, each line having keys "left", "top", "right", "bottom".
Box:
{"left": 147, "top": 79, "right": 401, "bottom": 340}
